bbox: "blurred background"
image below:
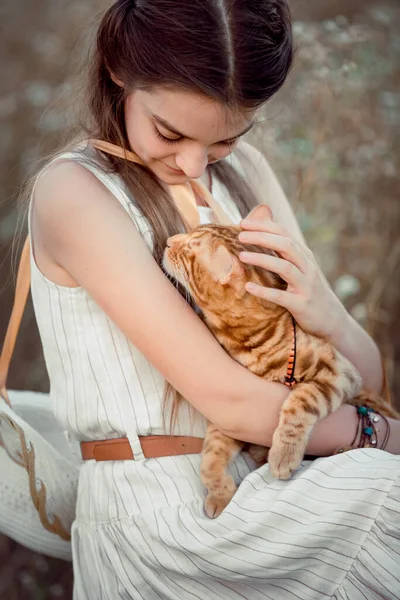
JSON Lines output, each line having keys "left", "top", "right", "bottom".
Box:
{"left": 1, "top": 0, "right": 399, "bottom": 597}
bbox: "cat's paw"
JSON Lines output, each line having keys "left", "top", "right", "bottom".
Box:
{"left": 204, "top": 476, "right": 237, "bottom": 518}
{"left": 268, "top": 439, "right": 305, "bottom": 480}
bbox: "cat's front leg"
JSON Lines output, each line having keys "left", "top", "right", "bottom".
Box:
{"left": 201, "top": 424, "right": 244, "bottom": 518}
{"left": 268, "top": 381, "right": 344, "bottom": 479}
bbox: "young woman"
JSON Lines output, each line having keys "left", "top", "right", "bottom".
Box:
{"left": 28, "top": 0, "right": 400, "bottom": 598}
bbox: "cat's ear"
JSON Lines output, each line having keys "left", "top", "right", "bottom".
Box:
{"left": 210, "top": 245, "right": 244, "bottom": 285}
{"left": 245, "top": 204, "right": 273, "bottom": 222}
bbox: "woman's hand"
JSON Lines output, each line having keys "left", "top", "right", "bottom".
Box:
{"left": 238, "top": 212, "right": 348, "bottom": 341}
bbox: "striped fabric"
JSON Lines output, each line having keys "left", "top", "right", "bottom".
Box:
{"left": 29, "top": 145, "right": 400, "bottom": 599}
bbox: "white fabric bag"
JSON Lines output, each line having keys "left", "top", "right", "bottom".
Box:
{"left": 0, "top": 239, "right": 80, "bottom": 561}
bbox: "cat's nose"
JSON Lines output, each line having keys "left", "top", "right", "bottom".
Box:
{"left": 166, "top": 234, "right": 187, "bottom": 248}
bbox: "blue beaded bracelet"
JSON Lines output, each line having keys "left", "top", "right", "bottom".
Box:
{"left": 335, "top": 405, "right": 390, "bottom": 454}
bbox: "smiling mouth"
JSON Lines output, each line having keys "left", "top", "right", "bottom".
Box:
{"left": 163, "top": 163, "right": 185, "bottom": 174}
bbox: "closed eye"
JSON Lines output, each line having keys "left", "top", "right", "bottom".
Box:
{"left": 154, "top": 124, "right": 240, "bottom": 147}
{"left": 219, "top": 137, "right": 240, "bottom": 146}
{"left": 154, "top": 126, "right": 181, "bottom": 145}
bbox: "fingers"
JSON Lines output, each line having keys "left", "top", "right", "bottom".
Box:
{"left": 241, "top": 218, "right": 287, "bottom": 236}
{"left": 245, "top": 205, "right": 273, "bottom": 222}
{"left": 240, "top": 218, "right": 317, "bottom": 265}
{"left": 239, "top": 230, "right": 308, "bottom": 274}
{"left": 245, "top": 282, "right": 299, "bottom": 313}
{"left": 239, "top": 252, "right": 303, "bottom": 287}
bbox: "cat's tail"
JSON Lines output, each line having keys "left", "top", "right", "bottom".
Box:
{"left": 348, "top": 391, "right": 400, "bottom": 419}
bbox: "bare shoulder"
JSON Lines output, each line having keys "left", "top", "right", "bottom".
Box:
{"left": 31, "top": 159, "right": 130, "bottom": 285}
{"left": 33, "top": 159, "right": 131, "bottom": 244}
{"left": 33, "top": 159, "right": 121, "bottom": 225}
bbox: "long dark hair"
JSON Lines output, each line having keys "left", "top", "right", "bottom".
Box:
{"left": 82, "top": 0, "right": 293, "bottom": 264}
{"left": 23, "top": 0, "right": 293, "bottom": 425}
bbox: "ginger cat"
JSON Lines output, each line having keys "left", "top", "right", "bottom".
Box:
{"left": 163, "top": 207, "right": 398, "bottom": 518}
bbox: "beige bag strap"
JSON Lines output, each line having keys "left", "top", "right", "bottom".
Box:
{"left": 0, "top": 236, "right": 31, "bottom": 406}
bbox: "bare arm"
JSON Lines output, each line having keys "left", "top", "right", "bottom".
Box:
{"left": 32, "top": 161, "right": 397, "bottom": 455}
{"left": 238, "top": 141, "right": 383, "bottom": 393}
{"left": 328, "top": 313, "right": 384, "bottom": 393}
{"left": 225, "top": 394, "right": 400, "bottom": 455}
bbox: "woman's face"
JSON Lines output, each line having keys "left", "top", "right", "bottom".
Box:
{"left": 124, "top": 87, "right": 256, "bottom": 184}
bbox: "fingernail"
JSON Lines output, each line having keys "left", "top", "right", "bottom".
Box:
{"left": 241, "top": 219, "right": 250, "bottom": 226}
{"left": 245, "top": 282, "right": 257, "bottom": 291}
{"left": 239, "top": 252, "right": 251, "bottom": 260}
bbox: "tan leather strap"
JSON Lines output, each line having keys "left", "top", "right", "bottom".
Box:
{"left": 167, "top": 181, "right": 203, "bottom": 231}
{"left": 90, "top": 139, "right": 234, "bottom": 230}
{"left": 90, "top": 139, "right": 146, "bottom": 165}
{"left": 81, "top": 435, "right": 204, "bottom": 461}
{"left": 0, "top": 237, "right": 31, "bottom": 406}
{"left": 190, "top": 178, "right": 234, "bottom": 226}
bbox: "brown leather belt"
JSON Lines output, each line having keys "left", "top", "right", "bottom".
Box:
{"left": 81, "top": 435, "right": 204, "bottom": 461}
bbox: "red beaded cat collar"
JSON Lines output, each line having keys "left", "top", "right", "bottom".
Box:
{"left": 284, "top": 316, "right": 297, "bottom": 388}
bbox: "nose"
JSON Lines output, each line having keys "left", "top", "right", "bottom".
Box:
{"left": 175, "top": 148, "right": 208, "bottom": 179}
{"left": 166, "top": 233, "right": 188, "bottom": 248}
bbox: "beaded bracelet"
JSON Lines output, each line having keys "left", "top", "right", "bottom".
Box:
{"left": 334, "top": 406, "right": 390, "bottom": 455}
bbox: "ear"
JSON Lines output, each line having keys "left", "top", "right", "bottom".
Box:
{"left": 209, "top": 245, "right": 244, "bottom": 285}
{"left": 245, "top": 204, "right": 273, "bottom": 222}
{"left": 108, "top": 69, "right": 124, "bottom": 88}
{"left": 166, "top": 233, "right": 188, "bottom": 248}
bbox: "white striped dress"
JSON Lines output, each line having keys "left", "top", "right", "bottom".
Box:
{"left": 29, "top": 143, "right": 400, "bottom": 600}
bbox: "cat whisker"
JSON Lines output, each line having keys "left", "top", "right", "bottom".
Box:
{"left": 176, "top": 265, "right": 191, "bottom": 304}
{"left": 166, "top": 263, "right": 191, "bottom": 305}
